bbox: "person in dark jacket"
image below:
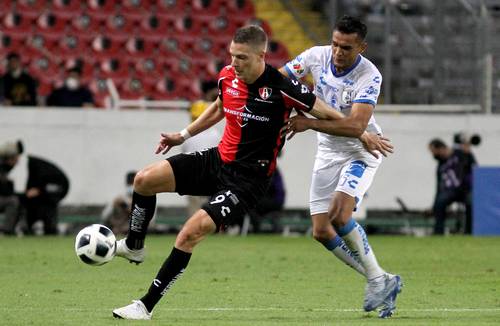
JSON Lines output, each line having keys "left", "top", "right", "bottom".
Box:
{"left": 46, "top": 67, "right": 94, "bottom": 108}
{"left": 0, "top": 140, "right": 69, "bottom": 235}
{"left": 0, "top": 52, "right": 38, "bottom": 106}
{"left": 428, "top": 138, "right": 477, "bottom": 235}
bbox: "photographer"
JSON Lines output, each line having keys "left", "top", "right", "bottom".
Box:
{"left": 0, "top": 141, "right": 22, "bottom": 235}
{"left": 0, "top": 140, "right": 69, "bottom": 235}
{"left": 428, "top": 134, "right": 479, "bottom": 235}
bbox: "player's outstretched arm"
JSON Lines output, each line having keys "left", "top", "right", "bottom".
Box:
{"left": 285, "top": 99, "right": 393, "bottom": 157}
{"left": 155, "top": 98, "right": 224, "bottom": 155}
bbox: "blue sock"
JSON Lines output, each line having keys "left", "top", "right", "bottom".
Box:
{"left": 336, "top": 218, "right": 357, "bottom": 237}
{"left": 321, "top": 235, "right": 344, "bottom": 251}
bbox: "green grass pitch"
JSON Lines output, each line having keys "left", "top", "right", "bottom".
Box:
{"left": 1, "top": 235, "right": 499, "bottom": 325}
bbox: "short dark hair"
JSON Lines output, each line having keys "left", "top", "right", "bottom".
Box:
{"left": 67, "top": 67, "right": 82, "bottom": 75}
{"left": 429, "top": 138, "right": 447, "bottom": 149}
{"left": 7, "top": 52, "right": 20, "bottom": 61}
{"left": 334, "top": 15, "right": 367, "bottom": 40}
{"left": 233, "top": 25, "right": 267, "bottom": 48}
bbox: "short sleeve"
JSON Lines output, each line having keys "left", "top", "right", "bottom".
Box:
{"left": 283, "top": 48, "right": 314, "bottom": 80}
{"left": 217, "top": 65, "right": 231, "bottom": 100}
{"left": 279, "top": 76, "right": 316, "bottom": 112}
{"left": 353, "top": 74, "right": 382, "bottom": 107}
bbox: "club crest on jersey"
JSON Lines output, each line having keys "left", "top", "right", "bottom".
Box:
{"left": 292, "top": 63, "right": 304, "bottom": 75}
{"left": 341, "top": 88, "right": 354, "bottom": 105}
{"left": 259, "top": 87, "right": 272, "bottom": 100}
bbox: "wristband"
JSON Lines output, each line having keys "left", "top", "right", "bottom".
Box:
{"left": 180, "top": 128, "right": 191, "bottom": 141}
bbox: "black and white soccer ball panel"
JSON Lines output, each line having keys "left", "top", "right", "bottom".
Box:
{"left": 75, "top": 224, "right": 116, "bottom": 266}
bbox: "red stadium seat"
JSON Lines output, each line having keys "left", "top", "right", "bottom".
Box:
{"left": 70, "top": 13, "right": 102, "bottom": 36}
{"left": 172, "top": 15, "right": 204, "bottom": 35}
{"left": 88, "top": 77, "right": 111, "bottom": 107}
{"left": 0, "top": 33, "right": 26, "bottom": 56}
{"left": 38, "top": 78, "right": 56, "bottom": 97}
{"left": 119, "top": 77, "right": 151, "bottom": 100}
{"left": 56, "top": 34, "right": 91, "bottom": 60}
{"left": 139, "top": 15, "right": 173, "bottom": 39}
{"left": 158, "top": 36, "right": 190, "bottom": 57}
{"left": 226, "top": 0, "right": 255, "bottom": 16}
{"left": 51, "top": 0, "right": 82, "bottom": 18}
{"left": 104, "top": 14, "right": 137, "bottom": 36}
{"left": 28, "top": 56, "right": 61, "bottom": 81}
{"left": 0, "top": 2, "right": 11, "bottom": 14}
{"left": 267, "top": 40, "right": 290, "bottom": 61}
{"left": 125, "top": 37, "right": 155, "bottom": 58}
{"left": 204, "top": 15, "right": 239, "bottom": 35}
{"left": 133, "top": 57, "right": 162, "bottom": 80}
{"left": 35, "top": 11, "right": 68, "bottom": 37}
{"left": 2, "top": 11, "right": 35, "bottom": 37}
{"left": 15, "top": 0, "right": 47, "bottom": 19}
{"left": 90, "top": 35, "right": 125, "bottom": 60}
{"left": 153, "top": 75, "right": 183, "bottom": 100}
{"left": 62, "top": 58, "right": 95, "bottom": 80}
{"left": 246, "top": 18, "right": 272, "bottom": 37}
{"left": 86, "top": 0, "right": 117, "bottom": 20}
{"left": 98, "top": 57, "right": 130, "bottom": 80}
{"left": 121, "top": 0, "right": 152, "bottom": 20}
{"left": 176, "top": 76, "right": 201, "bottom": 100}
{"left": 155, "top": 0, "right": 191, "bottom": 19}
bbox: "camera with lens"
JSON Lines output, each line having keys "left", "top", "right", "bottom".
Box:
{"left": 453, "top": 132, "right": 481, "bottom": 146}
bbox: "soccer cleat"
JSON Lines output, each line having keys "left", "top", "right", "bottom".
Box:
{"left": 363, "top": 273, "right": 401, "bottom": 312}
{"left": 378, "top": 274, "right": 403, "bottom": 318}
{"left": 113, "top": 300, "right": 152, "bottom": 320}
{"left": 115, "top": 239, "right": 145, "bottom": 264}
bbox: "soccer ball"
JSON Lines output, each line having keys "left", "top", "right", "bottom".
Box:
{"left": 75, "top": 224, "right": 116, "bottom": 266}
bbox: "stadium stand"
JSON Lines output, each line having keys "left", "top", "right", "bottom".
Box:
{"left": 0, "top": 0, "right": 291, "bottom": 107}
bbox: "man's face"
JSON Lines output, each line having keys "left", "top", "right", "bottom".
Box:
{"left": 331, "top": 31, "right": 366, "bottom": 71}
{"left": 429, "top": 145, "right": 446, "bottom": 161}
{"left": 229, "top": 41, "right": 264, "bottom": 83}
{"left": 7, "top": 57, "right": 21, "bottom": 73}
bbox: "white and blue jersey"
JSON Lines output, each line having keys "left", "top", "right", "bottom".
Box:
{"left": 285, "top": 46, "right": 382, "bottom": 153}
{"left": 284, "top": 46, "right": 384, "bottom": 214}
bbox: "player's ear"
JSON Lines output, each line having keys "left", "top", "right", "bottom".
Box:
{"left": 359, "top": 41, "right": 367, "bottom": 54}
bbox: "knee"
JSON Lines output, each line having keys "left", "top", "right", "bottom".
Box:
{"left": 133, "top": 170, "right": 153, "bottom": 195}
{"left": 312, "top": 227, "right": 333, "bottom": 243}
{"left": 175, "top": 228, "right": 202, "bottom": 251}
{"left": 328, "top": 205, "right": 351, "bottom": 228}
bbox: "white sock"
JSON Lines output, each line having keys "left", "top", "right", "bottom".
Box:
{"left": 322, "top": 235, "right": 366, "bottom": 276}
{"left": 337, "top": 218, "right": 384, "bottom": 280}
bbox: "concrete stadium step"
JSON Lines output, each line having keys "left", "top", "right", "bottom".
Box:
{"left": 253, "top": 0, "right": 314, "bottom": 57}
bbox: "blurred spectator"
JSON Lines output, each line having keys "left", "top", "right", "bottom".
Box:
{"left": 101, "top": 171, "right": 136, "bottom": 236}
{"left": 0, "top": 52, "right": 38, "bottom": 106}
{"left": 46, "top": 67, "right": 94, "bottom": 108}
{"left": 181, "top": 80, "right": 221, "bottom": 216}
{"left": 0, "top": 141, "right": 22, "bottom": 235}
{"left": 428, "top": 136, "right": 478, "bottom": 235}
{"left": 0, "top": 140, "right": 69, "bottom": 235}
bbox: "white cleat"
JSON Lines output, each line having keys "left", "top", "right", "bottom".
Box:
{"left": 363, "top": 273, "right": 400, "bottom": 312}
{"left": 378, "top": 274, "right": 403, "bottom": 318}
{"left": 113, "top": 300, "right": 152, "bottom": 320}
{"left": 115, "top": 239, "right": 145, "bottom": 265}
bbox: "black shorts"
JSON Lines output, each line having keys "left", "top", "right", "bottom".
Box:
{"left": 167, "top": 147, "right": 271, "bottom": 230}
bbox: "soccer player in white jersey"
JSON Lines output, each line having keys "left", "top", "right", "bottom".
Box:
{"left": 279, "top": 15, "right": 402, "bottom": 318}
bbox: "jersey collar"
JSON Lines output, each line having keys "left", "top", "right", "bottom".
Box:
{"left": 330, "top": 55, "right": 362, "bottom": 78}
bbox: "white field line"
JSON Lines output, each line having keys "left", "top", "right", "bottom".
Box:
{"left": 1, "top": 307, "right": 500, "bottom": 313}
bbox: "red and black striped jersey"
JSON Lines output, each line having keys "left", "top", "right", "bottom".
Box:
{"left": 217, "top": 64, "right": 316, "bottom": 176}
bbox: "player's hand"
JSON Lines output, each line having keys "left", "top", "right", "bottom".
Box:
{"left": 281, "top": 115, "right": 312, "bottom": 141}
{"left": 359, "top": 132, "right": 394, "bottom": 158}
{"left": 155, "top": 132, "right": 185, "bottom": 155}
